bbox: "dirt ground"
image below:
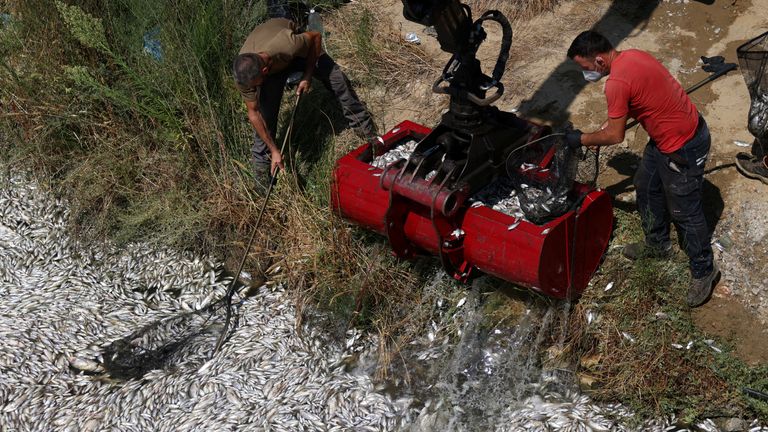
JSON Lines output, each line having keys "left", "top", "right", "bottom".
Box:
{"left": 340, "top": 0, "right": 768, "bottom": 364}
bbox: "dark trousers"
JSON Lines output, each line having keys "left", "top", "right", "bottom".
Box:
{"left": 634, "top": 115, "right": 714, "bottom": 278}
{"left": 251, "top": 54, "right": 376, "bottom": 167}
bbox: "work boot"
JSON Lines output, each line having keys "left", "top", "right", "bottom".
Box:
{"left": 735, "top": 153, "right": 768, "bottom": 185}
{"left": 686, "top": 263, "right": 721, "bottom": 308}
{"left": 621, "top": 242, "right": 672, "bottom": 261}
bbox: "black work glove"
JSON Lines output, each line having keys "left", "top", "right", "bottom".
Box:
{"left": 564, "top": 127, "right": 583, "bottom": 149}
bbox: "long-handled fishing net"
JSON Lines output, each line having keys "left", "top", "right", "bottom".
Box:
{"left": 737, "top": 31, "right": 768, "bottom": 153}
{"left": 101, "top": 296, "right": 233, "bottom": 379}
{"left": 99, "top": 96, "right": 302, "bottom": 380}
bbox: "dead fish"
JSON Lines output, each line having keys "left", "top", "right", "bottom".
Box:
{"left": 69, "top": 357, "right": 104, "bottom": 373}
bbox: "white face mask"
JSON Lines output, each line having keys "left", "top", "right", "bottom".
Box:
{"left": 583, "top": 70, "right": 604, "bottom": 82}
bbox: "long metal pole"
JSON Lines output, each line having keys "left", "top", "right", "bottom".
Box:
{"left": 212, "top": 94, "right": 302, "bottom": 356}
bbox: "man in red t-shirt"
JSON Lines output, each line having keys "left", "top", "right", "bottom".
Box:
{"left": 565, "top": 31, "right": 719, "bottom": 307}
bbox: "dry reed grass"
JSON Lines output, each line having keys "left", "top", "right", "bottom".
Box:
{"left": 323, "top": 0, "right": 438, "bottom": 88}
{"left": 466, "top": 0, "right": 561, "bottom": 21}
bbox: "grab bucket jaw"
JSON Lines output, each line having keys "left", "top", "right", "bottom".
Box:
{"left": 331, "top": 121, "right": 613, "bottom": 299}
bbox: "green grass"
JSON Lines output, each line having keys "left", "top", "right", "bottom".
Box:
{"left": 0, "top": 0, "right": 439, "bottom": 376}
{"left": 568, "top": 209, "right": 768, "bottom": 422}
{"left": 1, "top": 0, "right": 263, "bottom": 246}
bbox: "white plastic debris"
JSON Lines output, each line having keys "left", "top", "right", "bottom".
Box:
{"left": 456, "top": 297, "right": 467, "bottom": 308}
{"left": 734, "top": 140, "right": 751, "bottom": 147}
{"left": 604, "top": 282, "right": 614, "bottom": 292}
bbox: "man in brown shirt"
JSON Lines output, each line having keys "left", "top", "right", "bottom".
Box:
{"left": 233, "top": 18, "right": 376, "bottom": 186}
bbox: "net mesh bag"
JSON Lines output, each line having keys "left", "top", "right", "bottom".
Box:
{"left": 507, "top": 135, "right": 583, "bottom": 224}
{"left": 737, "top": 31, "right": 768, "bottom": 141}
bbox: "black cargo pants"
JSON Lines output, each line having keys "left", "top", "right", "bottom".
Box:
{"left": 251, "top": 54, "right": 376, "bottom": 169}
{"left": 634, "top": 114, "right": 714, "bottom": 278}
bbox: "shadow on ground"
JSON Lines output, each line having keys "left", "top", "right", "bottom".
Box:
{"left": 519, "top": 0, "right": 719, "bottom": 125}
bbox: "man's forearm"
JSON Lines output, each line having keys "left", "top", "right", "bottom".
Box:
{"left": 582, "top": 129, "right": 619, "bottom": 147}
{"left": 581, "top": 116, "right": 627, "bottom": 147}
{"left": 248, "top": 109, "right": 278, "bottom": 153}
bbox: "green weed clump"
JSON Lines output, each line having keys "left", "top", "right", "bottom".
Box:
{"left": 0, "top": 0, "right": 266, "bottom": 247}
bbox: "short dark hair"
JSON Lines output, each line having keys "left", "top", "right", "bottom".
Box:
{"left": 567, "top": 31, "right": 614, "bottom": 59}
{"left": 232, "top": 53, "right": 265, "bottom": 86}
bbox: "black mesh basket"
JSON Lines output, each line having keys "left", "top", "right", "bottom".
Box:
{"left": 738, "top": 31, "right": 768, "bottom": 97}
{"left": 737, "top": 31, "right": 768, "bottom": 141}
{"left": 507, "top": 135, "right": 581, "bottom": 224}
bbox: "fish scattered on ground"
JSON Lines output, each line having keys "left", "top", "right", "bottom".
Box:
{"left": 1, "top": 169, "right": 765, "bottom": 432}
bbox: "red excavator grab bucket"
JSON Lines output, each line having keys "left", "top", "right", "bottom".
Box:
{"left": 331, "top": 121, "right": 613, "bottom": 299}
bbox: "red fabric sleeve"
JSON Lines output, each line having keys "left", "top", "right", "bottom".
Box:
{"left": 605, "top": 79, "right": 630, "bottom": 119}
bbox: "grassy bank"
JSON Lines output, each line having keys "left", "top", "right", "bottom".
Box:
{"left": 1, "top": 0, "right": 766, "bottom": 425}
{"left": 563, "top": 209, "right": 768, "bottom": 423}
{"left": 0, "top": 0, "right": 443, "bottom": 378}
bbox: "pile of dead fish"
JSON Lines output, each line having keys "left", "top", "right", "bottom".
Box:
{"left": 748, "top": 92, "right": 768, "bottom": 141}
{"left": 371, "top": 139, "right": 419, "bottom": 169}
{"left": 2, "top": 169, "right": 766, "bottom": 432}
{"left": 0, "top": 171, "right": 404, "bottom": 431}
{"left": 470, "top": 177, "right": 526, "bottom": 219}
{"left": 386, "top": 288, "right": 768, "bottom": 432}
